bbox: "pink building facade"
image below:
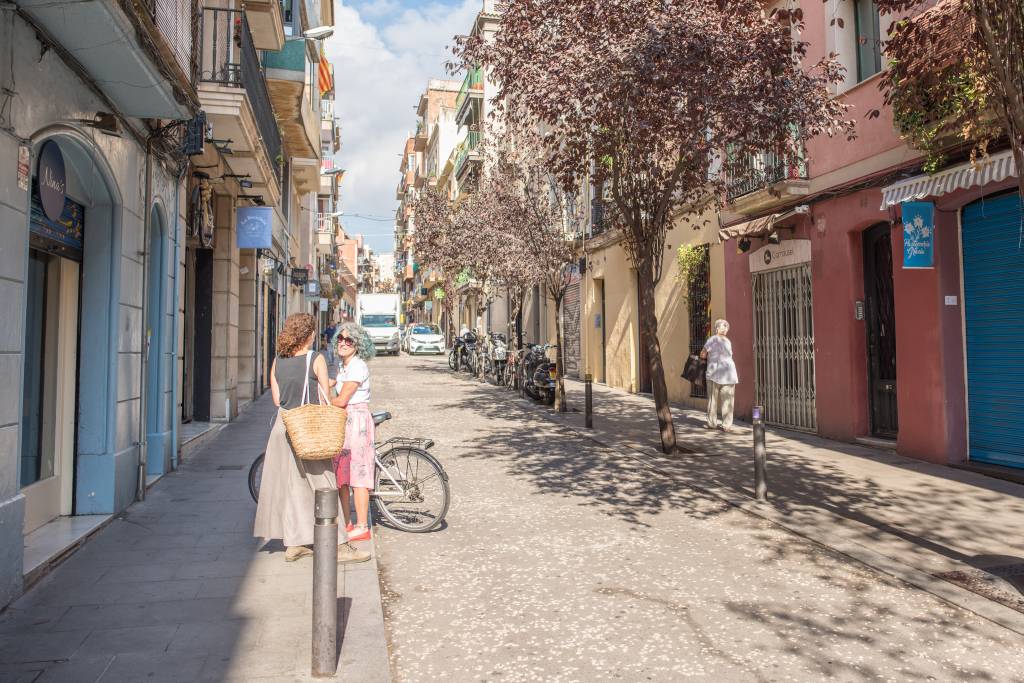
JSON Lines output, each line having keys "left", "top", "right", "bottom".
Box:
{"left": 720, "top": 0, "right": 1022, "bottom": 469}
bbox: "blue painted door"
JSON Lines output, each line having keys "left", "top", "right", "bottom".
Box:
{"left": 962, "top": 191, "right": 1024, "bottom": 468}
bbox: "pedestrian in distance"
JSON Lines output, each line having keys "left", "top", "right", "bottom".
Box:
{"left": 253, "top": 313, "right": 370, "bottom": 565}
{"left": 330, "top": 322, "right": 377, "bottom": 543}
{"left": 701, "top": 319, "right": 740, "bottom": 433}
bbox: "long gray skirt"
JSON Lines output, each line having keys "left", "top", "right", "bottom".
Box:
{"left": 253, "top": 411, "right": 338, "bottom": 547}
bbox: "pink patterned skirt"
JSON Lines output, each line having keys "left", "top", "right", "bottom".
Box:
{"left": 334, "top": 402, "right": 375, "bottom": 489}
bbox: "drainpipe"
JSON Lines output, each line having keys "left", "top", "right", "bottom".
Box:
{"left": 136, "top": 136, "right": 153, "bottom": 502}
{"left": 170, "top": 164, "right": 185, "bottom": 470}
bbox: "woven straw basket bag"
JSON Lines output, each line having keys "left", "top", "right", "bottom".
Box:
{"left": 280, "top": 352, "right": 347, "bottom": 460}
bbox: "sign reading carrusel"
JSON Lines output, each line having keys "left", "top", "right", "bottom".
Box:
{"left": 236, "top": 206, "right": 273, "bottom": 249}
{"left": 291, "top": 267, "right": 309, "bottom": 286}
{"left": 901, "top": 201, "right": 935, "bottom": 269}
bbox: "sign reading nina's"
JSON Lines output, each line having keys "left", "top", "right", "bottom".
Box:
{"left": 37, "top": 140, "right": 67, "bottom": 223}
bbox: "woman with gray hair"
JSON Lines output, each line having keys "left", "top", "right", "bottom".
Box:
{"left": 700, "top": 319, "right": 739, "bottom": 432}
{"left": 330, "top": 322, "right": 377, "bottom": 543}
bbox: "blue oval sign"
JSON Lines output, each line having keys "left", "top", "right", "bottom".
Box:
{"left": 38, "top": 141, "right": 67, "bottom": 222}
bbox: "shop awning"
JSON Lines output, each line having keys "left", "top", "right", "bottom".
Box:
{"left": 718, "top": 209, "right": 798, "bottom": 242}
{"left": 880, "top": 149, "right": 1018, "bottom": 209}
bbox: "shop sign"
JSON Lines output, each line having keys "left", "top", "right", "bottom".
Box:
{"left": 291, "top": 267, "right": 309, "bottom": 286}
{"left": 306, "top": 280, "right": 321, "bottom": 299}
{"left": 749, "top": 239, "right": 811, "bottom": 273}
{"left": 236, "top": 206, "right": 273, "bottom": 249}
{"left": 319, "top": 297, "right": 328, "bottom": 312}
{"left": 29, "top": 185, "right": 84, "bottom": 260}
{"left": 37, "top": 141, "right": 67, "bottom": 222}
{"left": 901, "top": 201, "right": 935, "bottom": 269}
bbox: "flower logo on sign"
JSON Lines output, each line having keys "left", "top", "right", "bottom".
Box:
{"left": 904, "top": 214, "right": 931, "bottom": 258}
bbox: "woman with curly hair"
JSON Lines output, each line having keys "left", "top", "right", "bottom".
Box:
{"left": 254, "top": 313, "right": 370, "bottom": 564}
{"left": 329, "top": 322, "right": 376, "bottom": 542}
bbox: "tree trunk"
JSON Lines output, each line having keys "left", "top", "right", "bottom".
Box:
{"left": 553, "top": 295, "right": 566, "bottom": 412}
{"left": 637, "top": 262, "right": 677, "bottom": 453}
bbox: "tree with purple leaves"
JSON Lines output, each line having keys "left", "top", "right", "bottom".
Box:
{"left": 455, "top": 0, "right": 854, "bottom": 452}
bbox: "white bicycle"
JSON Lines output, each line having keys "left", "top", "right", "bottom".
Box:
{"left": 248, "top": 411, "right": 450, "bottom": 533}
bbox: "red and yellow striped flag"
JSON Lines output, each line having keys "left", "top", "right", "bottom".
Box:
{"left": 318, "top": 55, "right": 333, "bottom": 96}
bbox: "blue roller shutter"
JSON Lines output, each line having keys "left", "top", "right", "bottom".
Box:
{"left": 962, "top": 191, "right": 1024, "bottom": 468}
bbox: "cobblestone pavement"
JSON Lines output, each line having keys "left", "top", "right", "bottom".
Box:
{"left": 374, "top": 354, "right": 1024, "bottom": 683}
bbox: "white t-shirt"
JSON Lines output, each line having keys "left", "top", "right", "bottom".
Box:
{"left": 703, "top": 335, "right": 738, "bottom": 386}
{"left": 337, "top": 357, "right": 371, "bottom": 405}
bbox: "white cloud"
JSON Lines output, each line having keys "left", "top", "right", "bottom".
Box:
{"left": 323, "top": 0, "right": 480, "bottom": 254}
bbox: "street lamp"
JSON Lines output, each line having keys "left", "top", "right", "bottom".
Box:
{"left": 303, "top": 26, "right": 334, "bottom": 40}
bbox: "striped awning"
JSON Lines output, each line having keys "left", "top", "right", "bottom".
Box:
{"left": 880, "top": 149, "right": 1018, "bottom": 209}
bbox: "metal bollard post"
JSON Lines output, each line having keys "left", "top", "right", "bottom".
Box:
{"left": 585, "top": 374, "right": 593, "bottom": 429}
{"left": 752, "top": 405, "right": 767, "bottom": 502}
{"left": 312, "top": 488, "right": 338, "bottom": 677}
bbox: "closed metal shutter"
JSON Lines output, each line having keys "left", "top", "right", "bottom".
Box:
{"left": 752, "top": 263, "right": 816, "bottom": 431}
{"left": 962, "top": 192, "right": 1024, "bottom": 468}
{"left": 562, "top": 280, "right": 581, "bottom": 379}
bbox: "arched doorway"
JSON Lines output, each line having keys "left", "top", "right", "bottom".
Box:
{"left": 145, "top": 205, "right": 172, "bottom": 476}
{"left": 20, "top": 133, "right": 122, "bottom": 532}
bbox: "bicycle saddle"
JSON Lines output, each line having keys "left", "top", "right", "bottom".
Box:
{"left": 372, "top": 411, "right": 392, "bottom": 426}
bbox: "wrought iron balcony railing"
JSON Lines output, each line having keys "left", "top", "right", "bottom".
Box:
{"left": 725, "top": 149, "right": 807, "bottom": 202}
{"left": 454, "top": 131, "right": 481, "bottom": 179}
{"left": 455, "top": 66, "right": 484, "bottom": 117}
{"left": 199, "top": 7, "right": 282, "bottom": 182}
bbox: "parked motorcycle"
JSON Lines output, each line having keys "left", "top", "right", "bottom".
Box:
{"left": 448, "top": 331, "right": 478, "bottom": 372}
{"left": 520, "top": 343, "right": 556, "bottom": 405}
{"left": 482, "top": 332, "right": 508, "bottom": 385}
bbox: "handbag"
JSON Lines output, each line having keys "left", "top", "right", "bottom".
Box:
{"left": 681, "top": 354, "right": 707, "bottom": 387}
{"left": 280, "top": 351, "right": 347, "bottom": 460}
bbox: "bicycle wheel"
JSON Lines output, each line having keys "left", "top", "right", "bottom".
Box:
{"left": 448, "top": 350, "right": 457, "bottom": 370}
{"left": 373, "top": 447, "right": 450, "bottom": 533}
{"left": 248, "top": 452, "right": 265, "bottom": 503}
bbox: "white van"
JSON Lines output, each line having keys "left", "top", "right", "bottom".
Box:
{"left": 357, "top": 293, "right": 401, "bottom": 355}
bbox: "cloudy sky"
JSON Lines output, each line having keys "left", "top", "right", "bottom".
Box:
{"left": 322, "top": 0, "right": 481, "bottom": 254}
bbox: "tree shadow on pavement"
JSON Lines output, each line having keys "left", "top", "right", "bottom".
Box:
{"left": 409, "top": 360, "right": 1024, "bottom": 603}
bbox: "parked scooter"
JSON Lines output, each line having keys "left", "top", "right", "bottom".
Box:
{"left": 482, "top": 332, "right": 508, "bottom": 385}
{"left": 448, "top": 331, "right": 478, "bottom": 372}
{"left": 520, "top": 343, "right": 556, "bottom": 405}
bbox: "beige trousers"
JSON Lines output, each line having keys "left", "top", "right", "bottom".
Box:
{"left": 707, "top": 380, "right": 736, "bottom": 429}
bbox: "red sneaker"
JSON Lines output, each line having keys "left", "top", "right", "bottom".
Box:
{"left": 348, "top": 527, "right": 371, "bottom": 542}
{"left": 345, "top": 523, "right": 354, "bottom": 533}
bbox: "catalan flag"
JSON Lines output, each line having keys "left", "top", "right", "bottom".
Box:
{"left": 318, "top": 54, "right": 333, "bottom": 97}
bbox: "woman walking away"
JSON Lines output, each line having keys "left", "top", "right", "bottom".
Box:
{"left": 254, "top": 313, "right": 370, "bottom": 564}
{"left": 330, "top": 322, "right": 376, "bottom": 542}
{"left": 701, "top": 319, "right": 739, "bottom": 433}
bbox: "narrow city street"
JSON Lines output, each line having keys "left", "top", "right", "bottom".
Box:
{"left": 374, "top": 355, "right": 1024, "bottom": 682}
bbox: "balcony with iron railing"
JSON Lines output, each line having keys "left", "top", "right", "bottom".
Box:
{"left": 454, "top": 131, "right": 482, "bottom": 181}
{"left": 198, "top": 7, "right": 282, "bottom": 184}
{"left": 725, "top": 148, "right": 809, "bottom": 214}
{"left": 455, "top": 66, "right": 484, "bottom": 124}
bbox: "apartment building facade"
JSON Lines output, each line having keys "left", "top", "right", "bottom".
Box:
{"left": 0, "top": 0, "right": 337, "bottom": 608}
{"left": 719, "top": 0, "right": 1021, "bottom": 468}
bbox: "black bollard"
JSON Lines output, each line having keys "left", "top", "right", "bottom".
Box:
{"left": 312, "top": 488, "right": 338, "bottom": 677}
{"left": 752, "top": 405, "right": 767, "bottom": 502}
{"left": 585, "top": 374, "right": 593, "bottom": 428}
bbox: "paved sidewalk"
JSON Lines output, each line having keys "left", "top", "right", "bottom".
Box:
{"left": 549, "top": 378, "right": 1024, "bottom": 631}
{"left": 0, "top": 395, "right": 388, "bottom": 682}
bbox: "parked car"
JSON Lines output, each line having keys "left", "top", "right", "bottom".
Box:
{"left": 404, "top": 324, "right": 446, "bottom": 355}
